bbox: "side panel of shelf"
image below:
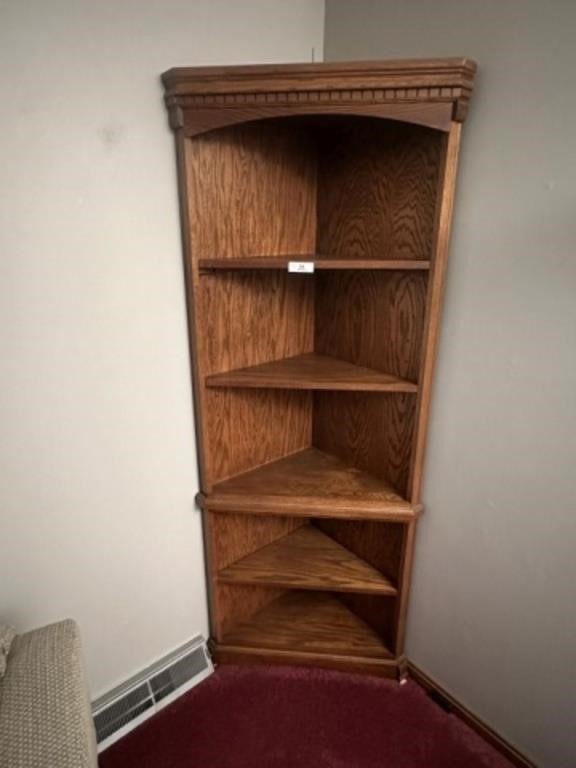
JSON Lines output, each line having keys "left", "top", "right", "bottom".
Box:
{"left": 408, "top": 124, "right": 463, "bottom": 504}
{"left": 395, "top": 124, "right": 464, "bottom": 656}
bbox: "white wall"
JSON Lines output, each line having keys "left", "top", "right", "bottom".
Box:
{"left": 0, "top": 0, "right": 324, "bottom": 696}
{"left": 325, "top": 2, "right": 576, "bottom": 766}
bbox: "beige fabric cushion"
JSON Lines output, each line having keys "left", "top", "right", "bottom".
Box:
{"left": 0, "top": 619, "right": 98, "bottom": 768}
{"left": 0, "top": 624, "right": 16, "bottom": 678}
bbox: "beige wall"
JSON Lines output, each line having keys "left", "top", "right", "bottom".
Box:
{"left": 0, "top": 0, "right": 324, "bottom": 696}
{"left": 325, "top": 2, "right": 576, "bottom": 766}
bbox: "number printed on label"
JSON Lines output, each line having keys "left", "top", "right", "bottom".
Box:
{"left": 288, "top": 261, "right": 315, "bottom": 274}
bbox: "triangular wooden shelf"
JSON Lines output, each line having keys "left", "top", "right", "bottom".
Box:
{"left": 207, "top": 353, "right": 418, "bottom": 393}
{"left": 218, "top": 524, "right": 398, "bottom": 595}
{"left": 204, "top": 448, "right": 418, "bottom": 521}
{"left": 199, "top": 255, "right": 430, "bottom": 271}
{"left": 221, "top": 591, "right": 393, "bottom": 659}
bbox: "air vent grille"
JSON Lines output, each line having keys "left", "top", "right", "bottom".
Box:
{"left": 93, "top": 636, "right": 212, "bottom": 751}
{"left": 150, "top": 647, "right": 208, "bottom": 703}
{"left": 94, "top": 693, "right": 154, "bottom": 743}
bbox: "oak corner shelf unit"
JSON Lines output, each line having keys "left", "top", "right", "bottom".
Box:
{"left": 162, "top": 58, "right": 476, "bottom": 679}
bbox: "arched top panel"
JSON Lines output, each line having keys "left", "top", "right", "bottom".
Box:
{"left": 170, "top": 101, "right": 452, "bottom": 137}
{"left": 162, "top": 58, "right": 476, "bottom": 136}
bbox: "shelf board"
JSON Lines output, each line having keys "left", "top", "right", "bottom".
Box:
{"left": 205, "top": 447, "right": 417, "bottom": 521}
{"left": 206, "top": 353, "right": 418, "bottom": 393}
{"left": 199, "top": 255, "right": 431, "bottom": 271}
{"left": 218, "top": 524, "right": 397, "bottom": 595}
{"left": 221, "top": 591, "right": 393, "bottom": 659}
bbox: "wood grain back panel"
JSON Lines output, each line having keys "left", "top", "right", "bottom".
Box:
{"left": 187, "top": 121, "right": 316, "bottom": 259}
{"left": 200, "top": 270, "right": 315, "bottom": 483}
{"left": 215, "top": 584, "right": 286, "bottom": 639}
{"left": 205, "top": 389, "right": 312, "bottom": 483}
{"left": 313, "top": 392, "right": 416, "bottom": 498}
{"left": 317, "top": 120, "right": 442, "bottom": 261}
{"left": 200, "top": 271, "right": 314, "bottom": 375}
{"left": 339, "top": 593, "right": 397, "bottom": 655}
{"left": 315, "top": 519, "right": 404, "bottom": 584}
{"left": 315, "top": 271, "right": 428, "bottom": 382}
{"left": 210, "top": 512, "right": 305, "bottom": 570}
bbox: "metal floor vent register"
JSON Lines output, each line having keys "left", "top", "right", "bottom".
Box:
{"left": 92, "top": 635, "right": 213, "bottom": 751}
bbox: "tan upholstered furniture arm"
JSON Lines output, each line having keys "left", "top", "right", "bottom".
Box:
{"left": 0, "top": 619, "right": 98, "bottom": 768}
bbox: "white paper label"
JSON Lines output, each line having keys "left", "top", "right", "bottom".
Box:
{"left": 288, "top": 261, "right": 315, "bottom": 274}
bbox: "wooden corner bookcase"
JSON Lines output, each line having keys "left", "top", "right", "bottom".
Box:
{"left": 162, "top": 59, "right": 476, "bottom": 678}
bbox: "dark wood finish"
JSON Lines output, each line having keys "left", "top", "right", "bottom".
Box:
{"left": 208, "top": 447, "right": 417, "bottom": 521}
{"left": 221, "top": 591, "right": 393, "bottom": 659}
{"left": 200, "top": 256, "right": 431, "bottom": 271}
{"left": 162, "top": 58, "right": 476, "bottom": 134}
{"left": 163, "top": 60, "right": 475, "bottom": 677}
{"left": 317, "top": 121, "right": 442, "bottom": 262}
{"left": 218, "top": 524, "right": 398, "bottom": 595}
{"left": 187, "top": 122, "right": 316, "bottom": 260}
{"left": 409, "top": 663, "right": 538, "bottom": 768}
{"left": 207, "top": 353, "right": 418, "bottom": 393}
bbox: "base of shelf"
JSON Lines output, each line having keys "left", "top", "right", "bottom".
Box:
{"left": 211, "top": 642, "right": 402, "bottom": 678}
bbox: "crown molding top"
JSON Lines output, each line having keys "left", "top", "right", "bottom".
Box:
{"left": 162, "top": 58, "right": 477, "bottom": 130}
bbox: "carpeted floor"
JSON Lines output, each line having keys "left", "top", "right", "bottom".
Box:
{"left": 98, "top": 664, "right": 514, "bottom": 768}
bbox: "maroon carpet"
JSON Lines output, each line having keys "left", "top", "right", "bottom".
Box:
{"left": 99, "top": 665, "right": 513, "bottom": 768}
